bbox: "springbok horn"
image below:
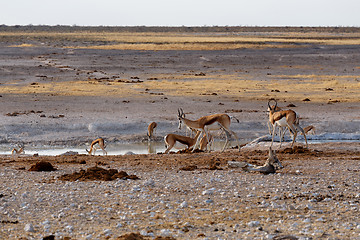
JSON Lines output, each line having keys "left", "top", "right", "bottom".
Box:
{"left": 180, "top": 108, "right": 184, "bottom": 117}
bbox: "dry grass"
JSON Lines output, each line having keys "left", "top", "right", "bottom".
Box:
{"left": 3, "top": 73, "right": 359, "bottom": 103}
{"left": 2, "top": 31, "right": 360, "bottom": 50}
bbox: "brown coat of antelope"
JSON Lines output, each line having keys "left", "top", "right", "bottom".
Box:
{"left": 268, "top": 100, "right": 308, "bottom": 148}
{"left": 86, "top": 138, "right": 107, "bottom": 155}
{"left": 147, "top": 122, "right": 157, "bottom": 141}
{"left": 177, "top": 108, "right": 240, "bottom": 152}
{"left": 164, "top": 131, "right": 202, "bottom": 154}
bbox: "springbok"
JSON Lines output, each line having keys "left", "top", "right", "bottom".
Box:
{"left": 229, "top": 148, "right": 283, "bottom": 174}
{"left": 86, "top": 138, "right": 107, "bottom": 155}
{"left": 11, "top": 144, "right": 25, "bottom": 157}
{"left": 267, "top": 104, "right": 289, "bottom": 140}
{"left": 147, "top": 122, "right": 157, "bottom": 141}
{"left": 177, "top": 108, "right": 240, "bottom": 152}
{"left": 302, "top": 125, "right": 316, "bottom": 135}
{"left": 268, "top": 100, "right": 308, "bottom": 148}
{"left": 164, "top": 130, "right": 202, "bottom": 154}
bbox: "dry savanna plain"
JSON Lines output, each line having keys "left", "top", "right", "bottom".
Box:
{"left": 0, "top": 26, "right": 360, "bottom": 240}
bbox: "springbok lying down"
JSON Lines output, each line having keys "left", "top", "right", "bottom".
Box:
{"left": 164, "top": 130, "right": 202, "bottom": 154}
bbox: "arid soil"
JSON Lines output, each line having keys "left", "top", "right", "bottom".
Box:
{"left": 0, "top": 27, "right": 360, "bottom": 239}
{"left": 1, "top": 143, "right": 360, "bottom": 239}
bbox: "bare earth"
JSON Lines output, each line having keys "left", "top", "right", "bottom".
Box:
{"left": 0, "top": 27, "right": 360, "bottom": 239}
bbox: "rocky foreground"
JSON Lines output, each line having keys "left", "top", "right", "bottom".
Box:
{"left": 0, "top": 143, "right": 359, "bottom": 240}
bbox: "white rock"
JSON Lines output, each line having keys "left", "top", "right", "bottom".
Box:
{"left": 247, "top": 221, "right": 260, "bottom": 227}
{"left": 316, "top": 217, "right": 325, "bottom": 222}
{"left": 103, "top": 229, "right": 112, "bottom": 237}
{"left": 42, "top": 220, "right": 50, "bottom": 225}
{"left": 24, "top": 223, "right": 35, "bottom": 232}
{"left": 132, "top": 186, "right": 141, "bottom": 192}
{"left": 180, "top": 201, "right": 188, "bottom": 208}
{"left": 65, "top": 225, "right": 74, "bottom": 233}
{"left": 202, "top": 188, "right": 216, "bottom": 195}
{"left": 160, "top": 229, "right": 172, "bottom": 236}
{"left": 140, "top": 229, "right": 155, "bottom": 237}
{"left": 144, "top": 179, "right": 155, "bottom": 187}
{"left": 85, "top": 234, "right": 93, "bottom": 240}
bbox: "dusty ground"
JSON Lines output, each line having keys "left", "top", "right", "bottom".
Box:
{"left": 0, "top": 143, "right": 360, "bottom": 239}
{"left": 0, "top": 27, "right": 360, "bottom": 239}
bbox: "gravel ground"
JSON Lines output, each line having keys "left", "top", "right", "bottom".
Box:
{"left": 1, "top": 143, "right": 359, "bottom": 240}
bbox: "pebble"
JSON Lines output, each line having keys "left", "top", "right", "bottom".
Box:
{"left": 180, "top": 201, "right": 188, "bottom": 208}
{"left": 24, "top": 223, "right": 35, "bottom": 232}
{"left": 247, "top": 221, "right": 260, "bottom": 227}
{"left": 1, "top": 156, "right": 359, "bottom": 239}
{"left": 202, "top": 188, "right": 216, "bottom": 195}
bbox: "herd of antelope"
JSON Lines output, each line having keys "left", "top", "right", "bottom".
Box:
{"left": 11, "top": 99, "right": 315, "bottom": 172}
{"left": 157, "top": 99, "right": 314, "bottom": 155}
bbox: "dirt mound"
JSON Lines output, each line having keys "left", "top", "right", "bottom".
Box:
{"left": 280, "top": 146, "right": 310, "bottom": 154}
{"left": 116, "top": 233, "right": 176, "bottom": 240}
{"left": 177, "top": 148, "right": 204, "bottom": 154}
{"left": 116, "top": 233, "right": 145, "bottom": 240}
{"left": 179, "top": 165, "right": 198, "bottom": 171}
{"left": 208, "top": 158, "right": 222, "bottom": 170}
{"left": 28, "top": 161, "right": 56, "bottom": 172}
{"left": 59, "top": 166, "right": 140, "bottom": 181}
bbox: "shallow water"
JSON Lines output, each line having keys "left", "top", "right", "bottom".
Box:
{"left": 1, "top": 137, "right": 358, "bottom": 156}
{"left": 0, "top": 141, "right": 243, "bottom": 156}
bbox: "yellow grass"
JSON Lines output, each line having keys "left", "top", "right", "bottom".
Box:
{"left": 2, "top": 31, "right": 360, "bottom": 50}
{"left": 3, "top": 73, "right": 359, "bottom": 103}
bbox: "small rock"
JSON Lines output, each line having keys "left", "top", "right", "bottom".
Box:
{"left": 85, "top": 234, "right": 93, "bottom": 240}
{"left": 202, "top": 188, "right": 215, "bottom": 195}
{"left": 247, "top": 221, "right": 260, "bottom": 227}
{"left": 143, "top": 179, "right": 155, "bottom": 187}
{"left": 24, "top": 223, "right": 35, "bottom": 232}
{"left": 103, "top": 229, "right": 113, "bottom": 237}
{"left": 205, "top": 199, "right": 214, "bottom": 204}
{"left": 160, "top": 229, "right": 172, "bottom": 236}
{"left": 180, "top": 201, "right": 188, "bottom": 208}
{"left": 65, "top": 225, "right": 74, "bottom": 233}
{"left": 125, "top": 151, "right": 135, "bottom": 155}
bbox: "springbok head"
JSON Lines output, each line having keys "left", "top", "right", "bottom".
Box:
{"left": 267, "top": 99, "right": 278, "bottom": 113}
{"left": 177, "top": 108, "right": 185, "bottom": 130}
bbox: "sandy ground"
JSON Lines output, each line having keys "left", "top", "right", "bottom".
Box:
{"left": 0, "top": 41, "right": 359, "bottom": 147}
{"left": 0, "top": 29, "right": 360, "bottom": 239}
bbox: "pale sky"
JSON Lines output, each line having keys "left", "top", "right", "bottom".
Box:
{"left": 1, "top": 0, "right": 359, "bottom": 27}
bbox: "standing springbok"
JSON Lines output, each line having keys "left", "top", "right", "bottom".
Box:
{"left": 86, "top": 138, "right": 107, "bottom": 155}
{"left": 268, "top": 100, "right": 308, "bottom": 148}
{"left": 267, "top": 104, "right": 289, "bottom": 140}
{"left": 177, "top": 108, "right": 240, "bottom": 152}
{"left": 147, "top": 122, "right": 157, "bottom": 141}
{"left": 164, "top": 130, "right": 202, "bottom": 154}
